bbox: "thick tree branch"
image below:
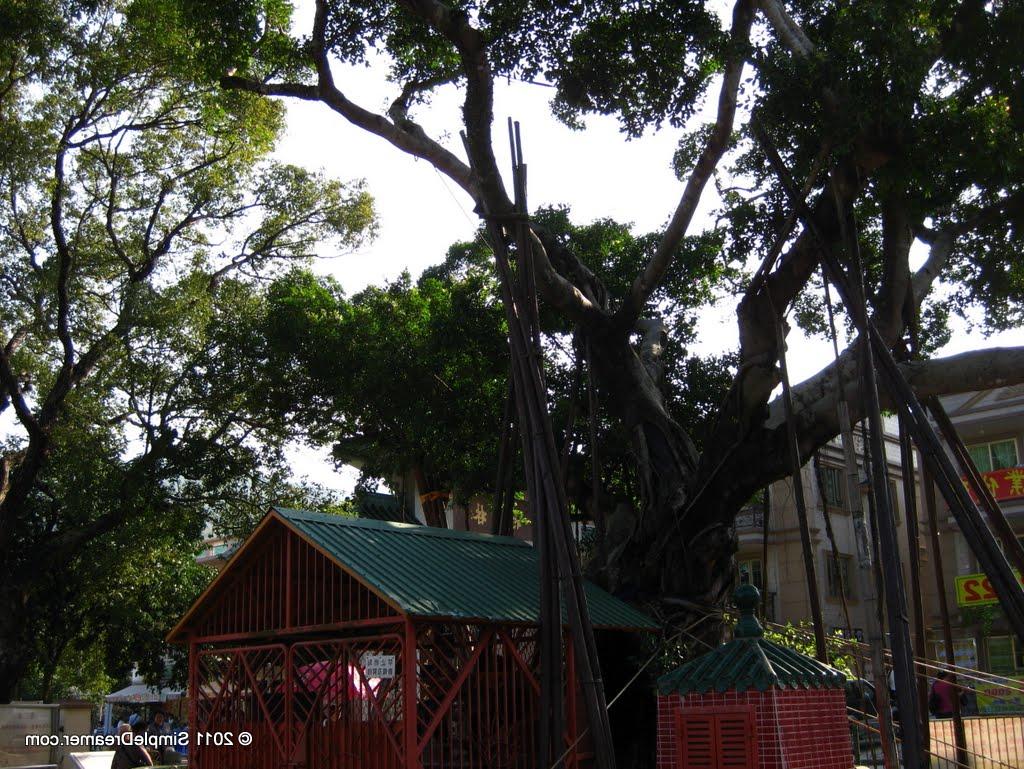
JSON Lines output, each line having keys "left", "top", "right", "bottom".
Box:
{"left": 387, "top": 72, "right": 456, "bottom": 125}
{"left": 50, "top": 141, "right": 75, "bottom": 371}
{"left": 397, "top": 0, "right": 509, "bottom": 214}
{"left": 757, "top": 0, "right": 816, "bottom": 57}
{"left": 526, "top": 230, "right": 601, "bottom": 322}
{"left": 779, "top": 345, "right": 1024, "bottom": 460}
{"left": 0, "top": 349, "right": 38, "bottom": 437}
{"left": 221, "top": 1, "right": 478, "bottom": 203}
{"left": 875, "top": 195, "right": 915, "bottom": 333}
{"left": 913, "top": 189, "right": 1024, "bottom": 304}
{"left": 618, "top": 0, "right": 755, "bottom": 327}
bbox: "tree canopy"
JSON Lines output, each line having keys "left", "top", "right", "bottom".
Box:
{"left": 0, "top": 0, "right": 376, "bottom": 700}
{"left": 180, "top": 0, "right": 1024, "bottom": 623}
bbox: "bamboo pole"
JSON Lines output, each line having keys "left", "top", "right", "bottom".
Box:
{"left": 773, "top": 310, "right": 829, "bottom": 663}
{"left": 926, "top": 396, "right": 1024, "bottom": 577}
{"left": 923, "top": 466, "right": 969, "bottom": 768}
{"left": 752, "top": 120, "right": 1024, "bottom": 765}
{"left": 471, "top": 122, "right": 617, "bottom": 769}
{"left": 899, "top": 413, "right": 931, "bottom": 762}
{"left": 760, "top": 484, "right": 771, "bottom": 618}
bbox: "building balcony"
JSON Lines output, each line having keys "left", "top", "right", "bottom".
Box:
{"left": 736, "top": 506, "right": 765, "bottom": 530}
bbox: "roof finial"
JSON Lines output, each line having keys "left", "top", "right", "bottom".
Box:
{"left": 734, "top": 583, "right": 764, "bottom": 638}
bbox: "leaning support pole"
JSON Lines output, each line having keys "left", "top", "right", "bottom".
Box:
{"left": 753, "top": 123, "right": 923, "bottom": 768}
{"left": 923, "top": 466, "right": 969, "bottom": 769}
{"left": 839, "top": 403, "right": 898, "bottom": 769}
{"left": 898, "top": 412, "right": 930, "bottom": 762}
{"left": 757, "top": 122, "right": 1024, "bottom": 759}
{"left": 773, "top": 311, "right": 828, "bottom": 662}
{"left": 858, "top": 366, "right": 923, "bottom": 769}
{"left": 492, "top": 378, "right": 516, "bottom": 536}
{"left": 475, "top": 123, "right": 617, "bottom": 769}
{"left": 753, "top": 136, "right": 1024, "bottom": 641}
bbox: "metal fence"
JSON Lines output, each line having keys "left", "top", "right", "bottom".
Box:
{"left": 760, "top": 621, "right": 1024, "bottom": 769}
{"left": 845, "top": 649, "right": 1024, "bottom": 768}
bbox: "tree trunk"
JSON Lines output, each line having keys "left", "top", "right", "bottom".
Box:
{"left": 583, "top": 321, "right": 750, "bottom": 649}
{"left": 0, "top": 586, "right": 32, "bottom": 703}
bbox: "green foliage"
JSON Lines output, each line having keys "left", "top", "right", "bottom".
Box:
{"left": 721, "top": 0, "right": 1024, "bottom": 342}
{"left": 252, "top": 264, "right": 509, "bottom": 500}
{"left": 177, "top": 0, "right": 726, "bottom": 136}
{"left": 959, "top": 605, "right": 1001, "bottom": 637}
{"left": 243, "top": 208, "right": 739, "bottom": 512}
{"left": 0, "top": 0, "right": 375, "bottom": 697}
{"left": 762, "top": 622, "right": 857, "bottom": 679}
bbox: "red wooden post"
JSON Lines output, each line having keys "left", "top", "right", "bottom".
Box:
{"left": 566, "top": 636, "right": 578, "bottom": 769}
{"left": 404, "top": 618, "right": 419, "bottom": 769}
{"left": 188, "top": 637, "right": 198, "bottom": 766}
{"left": 285, "top": 528, "right": 293, "bottom": 629}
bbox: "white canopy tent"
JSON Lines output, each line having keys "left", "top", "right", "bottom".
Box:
{"left": 104, "top": 684, "right": 182, "bottom": 704}
{"left": 101, "top": 684, "right": 184, "bottom": 733}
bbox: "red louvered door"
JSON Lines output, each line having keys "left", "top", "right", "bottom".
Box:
{"left": 676, "top": 708, "right": 757, "bottom": 769}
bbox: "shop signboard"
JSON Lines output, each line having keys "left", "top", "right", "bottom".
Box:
{"left": 955, "top": 570, "right": 1024, "bottom": 608}
{"left": 962, "top": 467, "right": 1024, "bottom": 503}
{"left": 976, "top": 676, "right": 1024, "bottom": 715}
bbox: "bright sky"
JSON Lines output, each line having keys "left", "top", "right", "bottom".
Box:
{"left": 270, "top": 57, "right": 1023, "bottom": 496}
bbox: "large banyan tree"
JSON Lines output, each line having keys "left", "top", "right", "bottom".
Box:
{"left": 184, "top": 0, "right": 1024, "bottom": 627}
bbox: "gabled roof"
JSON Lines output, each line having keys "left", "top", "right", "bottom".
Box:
{"left": 657, "top": 585, "right": 846, "bottom": 695}
{"left": 275, "top": 508, "right": 657, "bottom": 631}
{"left": 170, "top": 507, "right": 657, "bottom": 641}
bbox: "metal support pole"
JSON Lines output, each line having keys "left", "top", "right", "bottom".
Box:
{"left": 774, "top": 312, "right": 828, "bottom": 662}
{"left": 898, "top": 413, "right": 931, "bottom": 759}
{"left": 404, "top": 619, "right": 419, "bottom": 769}
{"left": 923, "top": 467, "right": 969, "bottom": 768}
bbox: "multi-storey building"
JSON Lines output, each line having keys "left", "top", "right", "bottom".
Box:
{"left": 925, "top": 386, "right": 1024, "bottom": 682}
{"left": 738, "top": 384, "right": 1024, "bottom": 707}
{"left": 735, "top": 416, "right": 915, "bottom": 641}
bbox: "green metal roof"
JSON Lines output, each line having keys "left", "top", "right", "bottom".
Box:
{"left": 273, "top": 507, "right": 658, "bottom": 632}
{"left": 657, "top": 585, "right": 847, "bottom": 695}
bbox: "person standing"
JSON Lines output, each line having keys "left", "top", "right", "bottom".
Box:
{"left": 929, "top": 671, "right": 958, "bottom": 718}
{"left": 111, "top": 721, "right": 154, "bottom": 769}
{"left": 147, "top": 711, "right": 169, "bottom": 738}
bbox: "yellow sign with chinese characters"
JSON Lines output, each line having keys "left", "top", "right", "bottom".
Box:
{"left": 955, "top": 570, "right": 1024, "bottom": 607}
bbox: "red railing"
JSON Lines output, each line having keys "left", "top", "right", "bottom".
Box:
{"left": 190, "top": 622, "right": 575, "bottom": 769}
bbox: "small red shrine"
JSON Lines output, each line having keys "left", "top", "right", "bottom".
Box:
{"left": 656, "top": 585, "right": 853, "bottom": 769}
{"left": 168, "top": 507, "right": 656, "bottom": 769}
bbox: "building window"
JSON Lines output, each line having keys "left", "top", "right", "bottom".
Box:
{"left": 820, "top": 464, "right": 845, "bottom": 509}
{"left": 889, "top": 479, "right": 901, "bottom": 525}
{"left": 737, "top": 557, "right": 763, "bottom": 591}
{"left": 825, "top": 553, "right": 854, "bottom": 599}
{"left": 986, "top": 636, "right": 1024, "bottom": 676}
{"left": 968, "top": 439, "right": 1020, "bottom": 473}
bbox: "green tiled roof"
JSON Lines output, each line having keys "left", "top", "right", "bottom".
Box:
{"left": 657, "top": 585, "right": 846, "bottom": 695}
{"left": 273, "top": 507, "right": 658, "bottom": 632}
